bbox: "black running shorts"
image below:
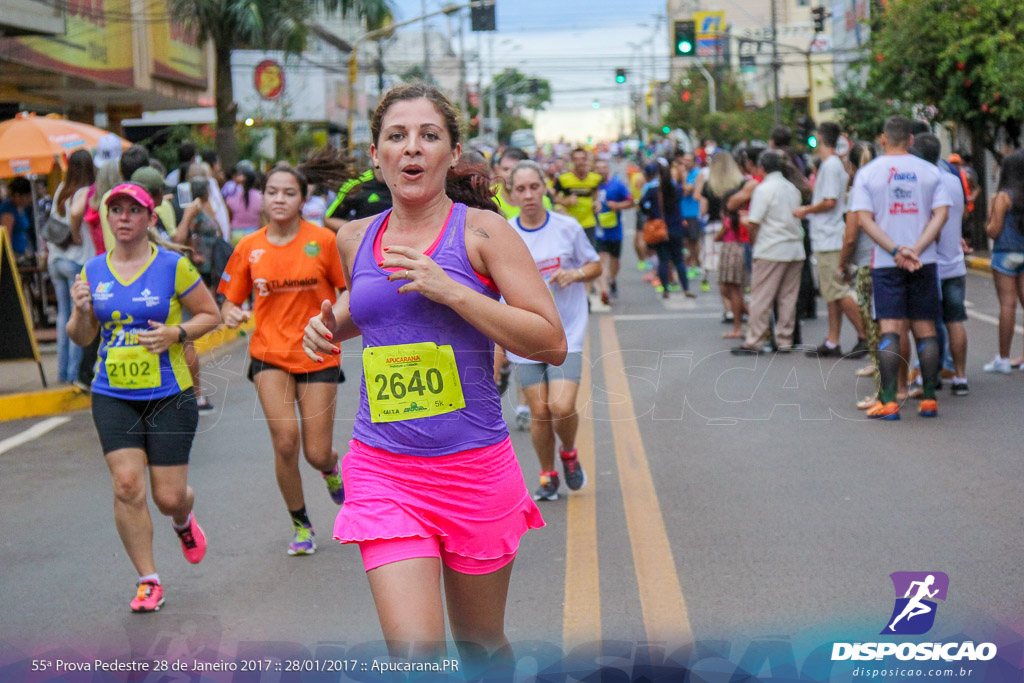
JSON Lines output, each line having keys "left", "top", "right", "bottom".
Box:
{"left": 91, "top": 388, "right": 199, "bottom": 465}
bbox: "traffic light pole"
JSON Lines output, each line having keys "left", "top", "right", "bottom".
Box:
{"left": 691, "top": 58, "right": 716, "bottom": 114}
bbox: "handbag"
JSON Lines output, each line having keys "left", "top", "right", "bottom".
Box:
{"left": 642, "top": 185, "right": 669, "bottom": 245}
{"left": 41, "top": 211, "right": 73, "bottom": 248}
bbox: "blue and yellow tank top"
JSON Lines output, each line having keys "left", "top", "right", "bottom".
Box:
{"left": 82, "top": 244, "right": 202, "bottom": 400}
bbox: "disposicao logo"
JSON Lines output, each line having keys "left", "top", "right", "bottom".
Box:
{"left": 882, "top": 571, "right": 948, "bottom": 635}
{"left": 831, "top": 572, "right": 997, "bottom": 663}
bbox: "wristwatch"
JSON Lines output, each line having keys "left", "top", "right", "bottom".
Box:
{"left": 177, "top": 326, "right": 188, "bottom": 343}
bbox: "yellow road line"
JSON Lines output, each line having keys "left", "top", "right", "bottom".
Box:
{"left": 599, "top": 316, "right": 692, "bottom": 645}
{"left": 563, "top": 335, "right": 601, "bottom": 649}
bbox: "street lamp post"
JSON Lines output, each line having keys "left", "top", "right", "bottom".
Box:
{"left": 346, "top": 0, "right": 492, "bottom": 152}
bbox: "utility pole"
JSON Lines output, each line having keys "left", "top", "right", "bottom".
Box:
{"left": 346, "top": 0, "right": 490, "bottom": 153}
{"left": 458, "top": 11, "right": 468, "bottom": 118}
{"left": 488, "top": 32, "right": 497, "bottom": 145}
{"left": 422, "top": 0, "right": 430, "bottom": 81}
{"left": 478, "top": 30, "right": 486, "bottom": 140}
{"left": 771, "top": 0, "right": 781, "bottom": 125}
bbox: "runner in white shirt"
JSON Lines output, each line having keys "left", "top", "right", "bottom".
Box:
{"left": 503, "top": 160, "right": 601, "bottom": 502}
{"left": 794, "top": 122, "right": 867, "bottom": 359}
{"left": 850, "top": 115, "right": 952, "bottom": 420}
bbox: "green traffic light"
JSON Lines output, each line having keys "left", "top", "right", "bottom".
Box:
{"left": 677, "top": 40, "right": 693, "bottom": 54}
{"left": 616, "top": 75, "right": 625, "bottom": 84}
{"left": 662, "top": 126, "right": 671, "bottom": 134}
{"left": 808, "top": 136, "right": 818, "bottom": 148}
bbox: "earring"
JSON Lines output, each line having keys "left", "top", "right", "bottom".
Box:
{"left": 375, "top": 164, "right": 380, "bottom": 169}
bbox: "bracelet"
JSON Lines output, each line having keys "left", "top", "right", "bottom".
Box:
{"left": 577, "top": 268, "right": 586, "bottom": 282}
{"left": 178, "top": 325, "right": 188, "bottom": 343}
{"left": 890, "top": 245, "right": 900, "bottom": 257}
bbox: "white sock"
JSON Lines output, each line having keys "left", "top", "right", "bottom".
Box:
{"left": 953, "top": 376, "right": 968, "bottom": 384}
{"left": 139, "top": 573, "right": 160, "bottom": 584}
{"left": 172, "top": 513, "right": 192, "bottom": 532}
{"left": 825, "top": 340, "right": 838, "bottom": 349}
{"left": 516, "top": 405, "right": 529, "bottom": 414}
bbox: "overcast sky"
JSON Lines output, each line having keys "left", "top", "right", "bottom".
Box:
{"left": 387, "top": 0, "right": 672, "bottom": 111}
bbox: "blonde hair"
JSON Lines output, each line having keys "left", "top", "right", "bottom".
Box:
{"left": 706, "top": 151, "right": 746, "bottom": 198}
{"left": 90, "top": 162, "right": 122, "bottom": 210}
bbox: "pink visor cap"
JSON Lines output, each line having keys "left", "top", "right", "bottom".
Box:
{"left": 105, "top": 183, "right": 155, "bottom": 213}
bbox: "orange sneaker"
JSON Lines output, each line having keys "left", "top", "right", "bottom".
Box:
{"left": 867, "top": 401, "right": 900, "bottom": 420}
{"left": 918, "top": 399, "right": 938, "bottom": 417}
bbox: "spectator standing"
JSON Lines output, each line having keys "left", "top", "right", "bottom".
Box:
{"left": 913, "top": 134, "right": 970, "bottom": 395}
{"left": 0, "top": 177, "right": 33, "bottom": 258}
{"left": 982, "top": 151, "right": 1024, "bottom": 374}
{"left": 731, "top": 151, "right": 806, "bottom": 354}
{"left": 795, "top": 122, "right": 868, "bottom": 359}
{"left": 851, "top": 115, "right": 951, "bottom": 420}
{"left": 47, "top": 150, "right": 97, "bottom": 383}
{"left": 224, "top": 166, "right": 263, "bottom": 244}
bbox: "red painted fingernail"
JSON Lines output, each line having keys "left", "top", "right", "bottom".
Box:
{"left": 332, "top": 347, "right": 341, "bottom": 354}
{"left": 383, "top": 246, "right": 390, "bottom": 251}
{"left": 325, "top": 332, "right": 333, "bottom": 340}
{"left": 315, "top": 357, "right": 323, "bottom": 363}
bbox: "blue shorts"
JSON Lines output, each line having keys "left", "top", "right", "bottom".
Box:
{"left": 940, "top": 276, "right": 967, "bottom": 323}
{"left": 990, "top": 251, "right": 1024, "bottom": 276}
{"left": 871, "top": 263, "right": 941, "bottom": 321}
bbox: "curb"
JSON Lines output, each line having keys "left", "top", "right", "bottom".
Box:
{"left": 965, "top": 255, "right": 991, "bottom": 273}
{"left": 0, "top": 319, "right": 255, "bottom": 423}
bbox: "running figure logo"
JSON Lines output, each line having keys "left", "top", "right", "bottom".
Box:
{"left": 881, "top": 571, "right": 949, "bottom": 635}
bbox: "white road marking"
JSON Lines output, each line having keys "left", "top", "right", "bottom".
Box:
{"left": 0, "top": 417, "right": 72, "bottom": 456}
{"left": 967, "top": 309, "right": 1024, "bottom": 335}
{"left": 614, "top": 312, "right": 723, "bottom": 321}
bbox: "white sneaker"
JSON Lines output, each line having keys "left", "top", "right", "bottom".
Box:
{"left": 983, "top": 356, "right": 1012, "bottom": 374}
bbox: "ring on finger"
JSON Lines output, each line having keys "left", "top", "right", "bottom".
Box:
{"left": 404, "top": 269, "right": 411, "bottom": 279}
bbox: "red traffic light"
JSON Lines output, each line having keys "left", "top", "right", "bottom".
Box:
{"left": 681, "top": 90, "right": 691, "bottom": 103}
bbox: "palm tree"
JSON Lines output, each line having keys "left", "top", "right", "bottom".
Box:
{"left": 169, "top": 0, "right": 392, "bottom": 167}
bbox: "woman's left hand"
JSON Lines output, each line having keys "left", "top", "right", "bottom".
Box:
{"left": 138, "top": 321, "right": 179, "bottom": 354}
{"left": 381, "top": 245, "right": 461, "bottom": 305}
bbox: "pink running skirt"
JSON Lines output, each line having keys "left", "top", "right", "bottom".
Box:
{"left": 334, "top": 436, "right": 545, "bottom": 574}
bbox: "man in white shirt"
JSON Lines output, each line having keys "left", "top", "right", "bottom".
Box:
{"left": 732, "top": 150, "right": 806, "bottom": 354}
{"left": 795, "top": 122, "right": 867, "bottom": 359}
{"left": 913, "top": 133, "right": 970, "bottom": 395}
{"left": 850, "top": 115, "right": 951, "bottom": 420}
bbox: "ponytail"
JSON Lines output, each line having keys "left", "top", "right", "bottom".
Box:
{"left": 445, "top": 159, "right": 501, "bottom": 214}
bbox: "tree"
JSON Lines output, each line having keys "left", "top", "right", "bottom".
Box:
{"left": 480, "top": 68, "right": 552, "bottom": 141}
{"left": 832, "top": 75, "right": 914, "bottom": 142}
{"left": 865, "top": 0, "right": 1024, "bottom": 154}
{"left": 169, "top": 0, "right": 392, "bottom": 168}
{"left": 663, "top": 68, "right": 786, "bottom": 149}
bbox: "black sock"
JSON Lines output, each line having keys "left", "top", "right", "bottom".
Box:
{"left": 878, "top": 333, "right": 902, "bottom": 404}
{"left": 917, "top": 336, "right": 940, "bottom": 399}
{"left": 290, "top": 507, "right": 311, "bottom": 527}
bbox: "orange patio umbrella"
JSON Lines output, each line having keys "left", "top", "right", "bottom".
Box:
{"left": 0, "top": 112, "right": 129, "bottom": 178}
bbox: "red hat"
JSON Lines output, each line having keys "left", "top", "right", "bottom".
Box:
{"left": 947, "top": 153, "right": 963, "bottom": 165}
{"left": 105, "top": 183, "right": 155, "bottom": 213}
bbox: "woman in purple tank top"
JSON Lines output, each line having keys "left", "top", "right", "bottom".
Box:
{"left": 302, "top": 84, "right": 566, "bottom": 671}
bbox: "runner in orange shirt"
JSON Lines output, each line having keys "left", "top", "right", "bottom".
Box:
{"left": 219, "top": 165, "right": 348, "bottom": 555}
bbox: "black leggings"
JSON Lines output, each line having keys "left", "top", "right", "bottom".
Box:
{"left": 655, "top": 233, "right": 689, "bottom": 291}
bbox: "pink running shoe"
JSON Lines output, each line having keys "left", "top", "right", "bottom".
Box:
{"left": 175, "top": 514, "right": 207, "bottom": 564}
{"left": 130, "top": 580, "right": 164, "bottom": 613}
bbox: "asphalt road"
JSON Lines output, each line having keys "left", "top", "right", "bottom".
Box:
{"left": 2, "top": 220, "right": 1023, "bottom": 681}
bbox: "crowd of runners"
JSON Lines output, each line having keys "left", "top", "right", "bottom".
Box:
{"left": 26, "top": 78, "right": 1023, "bottom": 670}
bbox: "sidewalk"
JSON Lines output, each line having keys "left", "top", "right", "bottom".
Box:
{"left": 965, "top": 253, "right": 991, "bottom": 273}
{"left": 0, "top": 320, "right": 255, "bottom": 422}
